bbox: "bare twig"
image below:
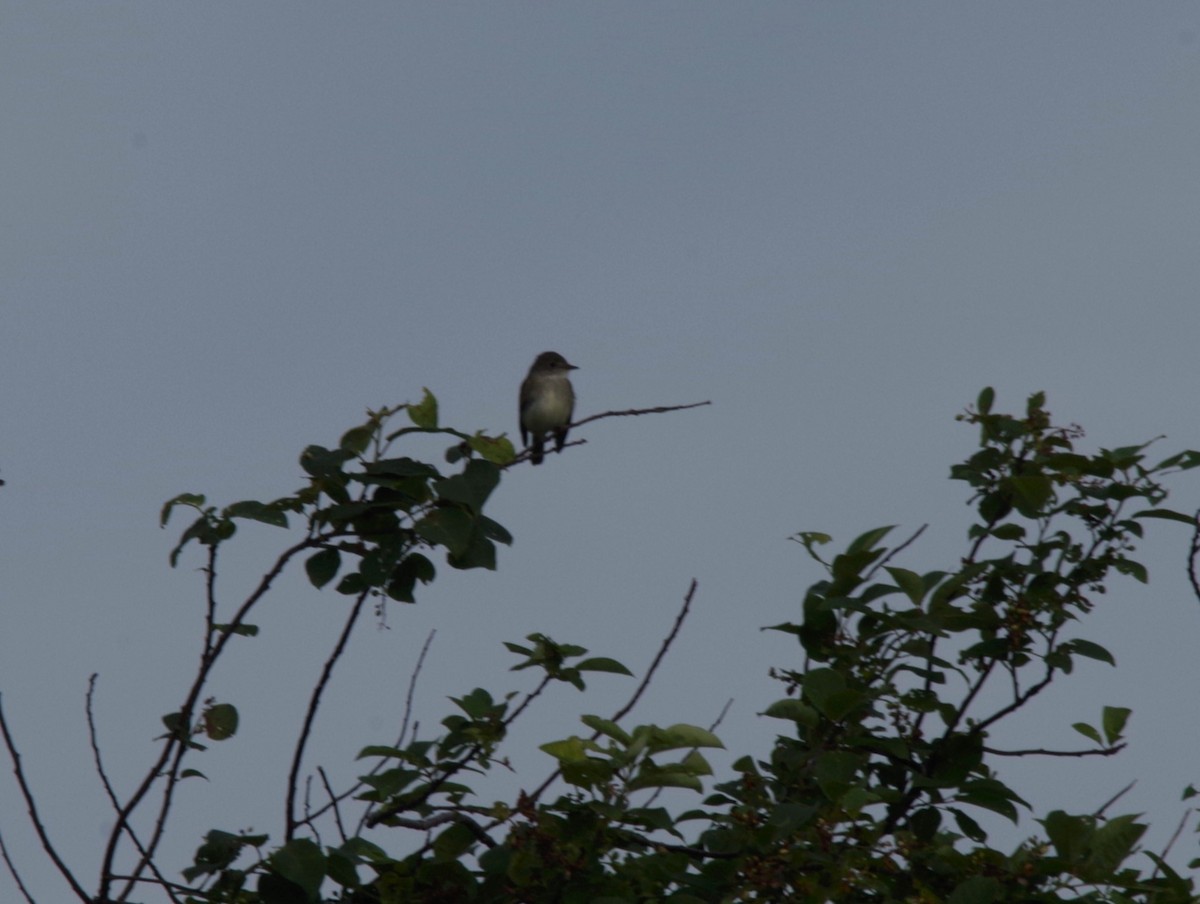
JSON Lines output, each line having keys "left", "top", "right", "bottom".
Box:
{"left": 983, "top": 744, "right": 1125, "bottom": 758}
{"left": 286, "top": 587, "right": 372, "bottom": 841}
{"left": 612, "top": 579, "right": 699, "bottom": 724}
{"left": 1187, "top": 508, "right": 1200, "bottom": 605}
{"left": 511, "top": 402, "right": 711, "bottom": 466}
{"left": 317, "top": 767, "right": 347, "bottom": 844}
{"left": 0, "top": 694, "right": 90, "bottom": 902}
{"left": 1093, "top": 780, "right": 1136, "bottom": 818}
{"left": 1154, "top": 805, "right": 1195, "bottom": 878}
{"left": 398, "top": 629, "right": 436, "bottom": 748}
{"left": 85, "top": 676, "right": 181, "bottom": 904}
{"left": 864, "top": 524, "right": 928, "bottom": 582}
{"left": 0, "top": 827, "right": 36, "bottom": 904}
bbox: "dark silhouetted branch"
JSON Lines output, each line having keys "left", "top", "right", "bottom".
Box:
{"left": 0, "top": 694, "right": 90, "bottom": 903}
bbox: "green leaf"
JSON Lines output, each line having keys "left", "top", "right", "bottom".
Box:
{"left": 977, "top": 386, "right": 995, "bottom": 414}
{"left": 203, "top": 703, "right": 239, "bottom": 741}
{"left": 1101, "top": 705, "right": 1131, "bottom": 744}
{"left": 1072, "top": 722, "right": 1102, "bottom": 744}
{"left": 1134, "top": 508, "right": 1199, "bottom": 525}
{"left": 581, "top": 715, "right": 631, "bottom": 745}
{"left": 1113, "top": 557, "right": 1149, "bottom": 583}
{"left": 299, "top": 444, "right": 355, "bottom": 479}
{"left": 224, "top": 500, "right": 289, "bottom": 528}
{"left": 885, "top": 567, "right": 925, "bottom": 604}
{"left": 762, "top": 698, "right": 818, "bottom": 727}
{"left": 267, "top": 838, "right": 326, "bottom": 901}
{"left": 385, "top": 553, "right": 436, "bottom": 603}
{"left": 948, "top": 876, "right": 1001, "bottom": 904}
{"left": 408, "top": 388, "right": 439, "bottom": 429}
{"left": 1061, "top": 638, "right": 1115, "bottom": 667}
{"left": 304, "top": 548, "right": 341, "bottom": 589}
{"left": 950, "top": 807, "right": 987, "bottom": 842}
{"left": 467, "top": 433, "right": 517, "bottom": 465}
{"left": 846, "top": 525, "right": 894, "bottom": 556}
{"left": 434, "top": 459, "right": 500, "bottom": 515}
{"left": 415, "top": 507, "right": 474, "bottom": 556}
{"left": 576, "top": 657, "right": 633, "bottom": 676}
{"left": 339, "top": 425, "right": 373, "bottom": 455}
{"left": 645, "top": 724, "right": 724, "bottom": 752}
{"left": 432, "top": 821, "right": 477, "bottom": 862}
{"left": 160, "top": 492, "right": 206, "bottom": 527}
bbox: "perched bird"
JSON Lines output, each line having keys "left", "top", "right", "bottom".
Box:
{"left": 519, "top": 351, "right": 578, "bottom": 465}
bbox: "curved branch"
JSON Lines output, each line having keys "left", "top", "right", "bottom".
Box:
{"left": 0, "top": 694, "right": 90, "bottom": 902}
{"left": 85, "top": 676, "right": 181, "bottom": 904}
{"left": 285, "top": 587, "right": 371, "bottom": 841}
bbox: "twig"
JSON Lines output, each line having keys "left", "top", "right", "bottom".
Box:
{"left": 398, "top": 629, "right": 436, "bottom": 748}
{"left": 317, "top": 767, "right": 347, "bottom": 844}
{"left": 286, "top": 587, "right": 371, "bottom": 840}
{"left": 1187, "top": 508, "right": 1200, "bottom": 605}
{"left": 983, "top": 744, "right": 1125, "bottom": 758}
{"left": 864, "top": 524, "right": 928, "bottom": 582}
{"left": 511, "top": 402, "right": 711, "bottom": 466}
{"left": 1154, "top": 805, "right": 1195, "bottom": 878}
{"left": 0, "top": 827, "right": 36, "bottom": 904}
{"left": 0, "top": 694, "right": 90, "bottom": 902}
{"left": 85, "top": 676, "right": 181, "bottom": 904}
{"left": 378, "top": 812, "right": 497, "bottom": 848}
{"left": 569, "top": 401, "right": 711, "bottom": 430}
{"left": 1093, "top": 780, "right": 1136, "bottom": 818}
{"left": 612, "top": 579, "right": 698, "bottom": 724}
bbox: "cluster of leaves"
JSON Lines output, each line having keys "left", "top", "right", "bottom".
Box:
{"left": 5, "top": 388, "right": 1200, "bottom": 904}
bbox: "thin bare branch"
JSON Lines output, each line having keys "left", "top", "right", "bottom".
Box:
{"left": 1154, "top": 805, "right": 1196, "bottom": 878}
{"left": 0, "top": 694, "right": 90, "bottom": 902}
{"left": 0, "top": 827, "right": 36, "bottom": 904}
{"left": 983, "top": 744, "right": 1125, "bottom": 758}
{"left": 864, "top": 524, "right": 928, "bottom": 582}
{"left": 399, "top": 629, "right": 436, "bottom": 748}
{"left": 612, "top": 579, "right": 698, "bottom": 724}
{"left": 510, "top": 401, "right": 711, "bottom": 466}
{"left": 1093, "top": 780, "right": 1136, "bottom": 818}
{"left": 317, "top": 767, "right": 347, "bottom": 844}
{"left": 1188, "top": 507, "right": 1200, "bottom": 605}
{"left": 286, "top": 587, "right": 371, "bottom": 841}
{"left": 85, "top": 676, "right": 182, "bottom": 904}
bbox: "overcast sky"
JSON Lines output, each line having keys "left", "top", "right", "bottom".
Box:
{"left": 3, "top": 4, "right": 1200, "bottom": 900}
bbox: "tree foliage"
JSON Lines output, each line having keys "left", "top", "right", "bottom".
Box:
{"left": 2, "top": 388, "right": 1200, "bottom": 903}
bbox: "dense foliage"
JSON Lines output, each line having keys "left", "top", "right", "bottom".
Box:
{"left": 3, "top": 388, "right": 1200, "bottom": 903}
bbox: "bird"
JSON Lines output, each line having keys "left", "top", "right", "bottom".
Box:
{"left": 519, "top": 351, "right": 578, "bottom": 465}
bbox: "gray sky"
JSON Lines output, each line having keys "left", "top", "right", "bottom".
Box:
{"left": 3, "top": 4, "right": 1200, "bottom": 899}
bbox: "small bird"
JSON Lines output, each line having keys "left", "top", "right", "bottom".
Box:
{"left": 519, "top": 351, "right": 578, "bottom": 465}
